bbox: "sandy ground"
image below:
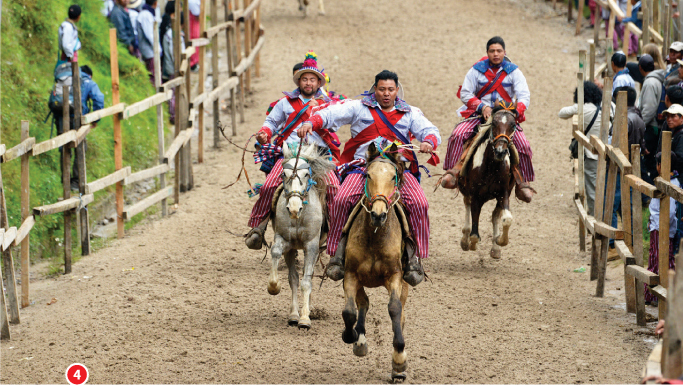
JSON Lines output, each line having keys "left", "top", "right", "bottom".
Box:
{"left": 1, "top": 0, "right": 659, "bottom": 383}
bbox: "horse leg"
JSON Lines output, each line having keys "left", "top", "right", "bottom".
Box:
{"left": 461, "top": 195, "right": 472, "bottom": 251}
{"left": 318, "top": 0, "right": 326, "bottom": 15}
{"left": 491, "top": 203, "right": 503, "bottom": 259}
{"left": 469, "top": 199, "right": 483, "bottom": 251}
{"left": 268, "top": 236, "right": 285, "bottom": 295}
{"left": 341, "top": 273, "right": 359, "bottom": 344}
{"left": 298, "top": 0, "right": 304, "bottom": 11}
{"left": 298, "top": 240, "right": 319, "bottom": 330}
{"left": 386, "top": 273, "right": 407, "bottom": 381}
{"left": 285, "top": 249, "right": 300, "bottom": 326}
{"left": 497, "top": 192, "right": 513, "bottom": 247}
{"left": 353, "top": 287, "right": 369, "bottom": 357}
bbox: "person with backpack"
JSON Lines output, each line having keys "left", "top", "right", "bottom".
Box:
{"left": 639, "top": 54, "right": 667, "bottom": 186}
{"left": 137, "top": 0, "right": 159, "bottom": 84}
{"left": 559, "top": 81, "right": 614, "bottom": 216}
{"left": 58, "top": 5, "right": 82, "bottom": 63}
{"left": 160, "top": 1, "right": 184, "bottom": 124}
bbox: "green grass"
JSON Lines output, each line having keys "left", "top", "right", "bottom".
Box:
{"left": 1, "top": 0, "right": 164, "bottom": 265}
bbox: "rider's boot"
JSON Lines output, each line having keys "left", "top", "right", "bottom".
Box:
{"left": 512, "top": 165, "right": 536, "bottom": 203}
{"left": 245, "top": 218, "right": 269, "bottom": 250}
{"left": 440, "top": 168, "right": 459, "bottom": 189}
{"left": 325, "top": 233, "right": 347, "bottom": 281}
{"left": 402, "top": 237, "right": 424, "bottom": 286}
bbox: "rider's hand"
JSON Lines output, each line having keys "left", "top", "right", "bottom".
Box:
{"left": 298, "top": 122, "right": 313, "bottom": 138}
{"left": 419, "top": 142, "right": 433, "bottom": 154}
{"left": 256, "top": 131, "right": 268, "bottom": 144}
{"left": 482, "top": 106, "right": 493, "bottom": 120}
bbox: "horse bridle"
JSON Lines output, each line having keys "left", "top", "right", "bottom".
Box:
{"left": 490, "top": 110, "right": 518, "bottom": 148}
{"left": 361, "top": 157, "right": 401, "bottom": 214}
{"left": 281, "top": 161, "right": 316, "bottom": 204}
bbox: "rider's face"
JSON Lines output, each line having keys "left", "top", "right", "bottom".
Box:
{"left": 487, "top": 44, "right": 505, "bottom": 66}
{"left": 298, "top": 73, "right": 320, "bottom": 98}
{"left": 374, "top": 79, "right": 399, "bottom": 110}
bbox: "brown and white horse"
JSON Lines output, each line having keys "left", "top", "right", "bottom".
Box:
{"left": 458, "top": 104, "right": 518, "bottom": 259}
{"left": 298, "top": 0, "right": 325, "bottom": 16}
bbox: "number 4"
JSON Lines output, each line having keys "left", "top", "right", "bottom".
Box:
{"left": 73, "top": 370, "right": 81, "bottom": 380}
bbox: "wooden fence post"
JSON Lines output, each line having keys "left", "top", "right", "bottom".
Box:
{"left": 254, "top": 3, "right": 261, "bottom": 78}
{"left": 623, "top": 0, "right": 633, "bottom": 55}
{"left": 211, "top": 0, "right": 220, "bottom": 148}
{"left": 72, "top": 61, "right": 90, "bottom": 256}
{"left": 62, "top": 84, "right": 73, "bottom": 273}
{"left": 594, "top": 4, "right": 602, "bottom": 50}
{"left": 225, "top": 0, "right": 238, "bottom": 136}
{"left": 662, "top": 270, "right": 682, "bottom": 378}
{"left": 577, "top": 72, "right": 587, "bottom": 252}
{"left": 664, "top": 3, "right": 671, "bottom": 55}
{"left": 568, "top": 0, "right": 573, "bottom": 23}
{"left": 576, "top": 0, "right": 584, "bottom": 35}
{"left": 659, "top": 130, "right": 672, "bottom": 320}
{"left": 644, "top": 0, "right": 652, "bottom": 46}
{"left": 631, "top": 144, "right": 647, "bottom": 326}
{"left": 198, "top": 0, "right": 206, "bottom": 162}
{"left": 244, "top": 0, "right": 252, "bottom": 92}
{"left": 110, "top": 29, "right": 124, "bottom": 239}
{"left": 154, "top": 22, "right": 168, "bottom": 217}
{"left": 589, "top": 41, "right": 596, "bottom": 81}
{"left": 173, "top": 0, "right": 181, "bottom": 204}
{"left": 183, "top": 0, "right": 193, "bottom": 192}
{"left": 607, "top": 12, "right": 616, "bottom": 77}
{"left": 0, "top": 267, "right": 9, "bottom": 338}
{"left": 654, "top": 0, "right": 661, "bottom": 34}
{"left": 20, "top": 120, "right": 29, "bottom": 308}
{"left": 234, "top": 6, "right": 245, "bottom": 123}
{"left": 579, "top": 50, "right": 587, "bottom": 80}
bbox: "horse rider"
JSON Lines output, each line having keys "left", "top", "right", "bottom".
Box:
{"left": 440, "top": 36, "right": 535, "bottom": 203}
{"left": 245, "top": 51, "right": 341, "bottom": 250}
{"left": 298, "top": 70, "right": 441, "bottom": 286}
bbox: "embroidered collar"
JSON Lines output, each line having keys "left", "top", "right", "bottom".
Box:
{"left": 360, "top": 93, "right": 411, "bottom": 112}
{"left": 472, "top": 58, "right": 518, "bottom": 75}
{"left": 282, "top": 88, "right": 331, "bottom": 102}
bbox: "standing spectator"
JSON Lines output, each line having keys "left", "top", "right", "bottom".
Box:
{"left": 628, "top": 43, "right": 667, "bottom": 85}
{"left": 58, "top": 5, "right": 82, "bottom": 63}
{"left": 666, "top": 42, "right": 683, "bottom": 86}
{"left": 160, "top": 1, "right": 184, "bottom": 124}
{"left": 639, "top": 54, "right": 667, "bottom": 185}
{"left": 110, "top": 0, "right": 139, "bottom": 57}
{"left": 137, "top": 0, "right": 159, "bottom": 84}
{"left": 101, "top": 0, "right": 114, "bottom": 17}
{"left": 559, "top": 81, "right": 613, "bottom": 216}
{"left": 616, "top": 0, "right": 640, "bottom": 55}
{"left": 588, "top": 0, "right": 598, "bottom": 27}
{"left": 128, "top": 0, "right": 143, "bottom": 41}
{"left": 603, "top": 0, "right": 629, "bottom": 52}
{"left": 611, "top": 52, "right": 635, "bottom": 92}
{"left": 189, "top": 0, "right": 201, "bottom": 72}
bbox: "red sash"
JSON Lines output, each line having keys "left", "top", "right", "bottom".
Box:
{"left": 274, "top": 98, "right": 312, "bottom": 147}
{"left": 339, "top": 108, "right": 405, "bottom": 164}
{"left": 476, "top": 68, "right": 513, "bottom": 102}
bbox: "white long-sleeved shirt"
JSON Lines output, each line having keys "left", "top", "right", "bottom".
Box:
{"left": 261, "top": 90, "right": 330, "bottom": 148}
{"left": 612, "top": 70, "right": 636, "bottom": 92}
{"left": 649, "top": 177, "right": 679, "bottom": 237}
{"left": 136, "top": 7, "right": 161, "bottom": 60}
{"left": 457, "top": 60, "right": 530, "bottom": 117}
{"left": 189, "top": 0, "right": 201, "bottom": 16}
{"left": 558, "top": 102, "right": 616, "bottom": 160}
{"left": 58, "top": 20, "right": 81, "bottom": 60}
{"left": 313, "top": 96, "right": 441, "bottom": 161}
{"left": 129, "top": 9, "right": 139, "bottom": 37}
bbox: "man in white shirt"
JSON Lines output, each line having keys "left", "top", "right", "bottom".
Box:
{"left": 58, "top": 5, "right": 82, "bottom": 62}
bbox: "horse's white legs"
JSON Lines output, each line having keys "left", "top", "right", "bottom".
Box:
{"left": 285, "top": 250, "right": 300, "bottom": 326}
{"left": 318, "top": 0, "right": 325, "bottom": 15}
{"left": 498, "top": 209, "right": 513, "bottom": 247}
{"left": 491, "top": 206, "right": 502, "bottom": 259}
{"left": 298, "top": 239, "right": 319, "bottom": 329}
{"left": 268, "top": 236, "right": 284, "bottom": 295}
{"left": 461, "top": 196, "right": 472, "bottom": 251}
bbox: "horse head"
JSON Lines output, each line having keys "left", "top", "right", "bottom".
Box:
{"left": 281, "top": 144, "right": 317, "bottom": 219}
{"left": 490, "top": 100, "right": 518, "bottom": 162}
{"left": 364, "top": 142, "right": 403, "bottom": 228}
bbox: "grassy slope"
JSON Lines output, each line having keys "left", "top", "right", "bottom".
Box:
{"left": 1, "top": 0, "right": 161, "bottom": 260}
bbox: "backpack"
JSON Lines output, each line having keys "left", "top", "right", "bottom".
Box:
{"left": 47, "top": 61, "right": 75, "bottom": 114}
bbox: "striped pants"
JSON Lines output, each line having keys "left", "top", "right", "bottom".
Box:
{"left": 327, "top": 170, "right": 430, "bottom": 258}
{"left": 248, "top": 158, "right": 339, "bottom": 227}
{"left": 443, "top": 118, "right": 535, "bottom": 182}
{"left": 644, "top": 230, "right": 676, "bottom": 303}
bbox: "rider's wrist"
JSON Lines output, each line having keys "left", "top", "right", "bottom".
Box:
{"left": 424, "top": 135, "right": 438, "bottom": 150}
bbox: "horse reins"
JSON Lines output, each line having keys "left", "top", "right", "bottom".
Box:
{"left": 282, "top": 160, "right": 316, "bottom": 204}
{"left": 360, "top": 158, "right": 401, "bottom": 214}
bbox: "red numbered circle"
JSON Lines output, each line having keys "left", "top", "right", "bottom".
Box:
{"left": 65, "top": 363, "right": 89, "bottom": 385}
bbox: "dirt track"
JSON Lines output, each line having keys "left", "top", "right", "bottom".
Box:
{"left": 1, "top": 0, "right": 657, "bottom": 383}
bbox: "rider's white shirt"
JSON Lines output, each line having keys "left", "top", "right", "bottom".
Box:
{"left": 457, "top": 66, "right": 531, "bottom": 117}
{"left": 262, "top": 94, "right": 327, "bottom": 148}
{"left": 313, "top": 99, "right": 441, "bottom": 161}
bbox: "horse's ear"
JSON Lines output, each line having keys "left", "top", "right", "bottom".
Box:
{"left": 367, "top": 142, "right": 379, "bottom": 160}
{"left": 386, "top": 143, "right": 399, "bottom": 163}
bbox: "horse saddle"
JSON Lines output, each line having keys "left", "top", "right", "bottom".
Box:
{"left": 341, "top": 199, "right": 415, "bottom": 257}
{"left": 457, "top": 118, "right": 520, "bottom": 180}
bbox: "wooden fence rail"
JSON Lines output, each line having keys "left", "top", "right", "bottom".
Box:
{"left": 0, "top": 0, "right": 263, "bottom": 341}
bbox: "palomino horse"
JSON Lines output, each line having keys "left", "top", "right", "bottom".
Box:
{"left": 267, "top": 143, "right": 334, "bottom": 329}
{"left": 340, "top": 142, "right": 411, "bottom": 381}
{"left": 298, "top": 0, "right": 325, "bottom": 16}
{"left": 458, "top": 103, "right": 518, "bottom": 259}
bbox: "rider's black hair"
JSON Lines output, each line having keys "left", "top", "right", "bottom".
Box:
{"left": 486, "top": 36, "right": 505, "bottom": 51}
{"left": 374, "top": 70, "right": 399, "bottom": 88}
{"left": 574, "top": 81, "right": 603, "bottom": 106}
{"left": 613, "top": 86, "right": 637, "bottom": 107}
{"left": 611, "top": 52, "right": 627, "bottom": 68}
{"left": 292, "top": 62, "right": 304, "bottom": 74}
{"left": 668, "top": 85, "right": 683, "bottom": 105}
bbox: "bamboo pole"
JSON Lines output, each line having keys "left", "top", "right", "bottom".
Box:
{"left": 254, "top": 3, "right": 261, "bottom": 77}
{"left": 234, "top": 4, "right": 245, "bottom": 123}
{"left": 198, "top": 0, "right": 206, "bottom": 162}
{"left": 211, "top": 0, "right": 220, "bottom": 148}
{"left": 568, "top": 0, "right": 574, "bottom": 23}
{"left": 578, "top": 72, "right": 587, "bottom": 252}
{"left": 173, "top": 0, "right": 181, "bottom": 204}
{"left": 0, "top": 0, "right": 8, "bottom": 341}
{"left": 644, "top": 0, "right": 652, "bottom": 46}
{"left": 62, "top": 85, "right": 73, "bottom": 273}
{"left": 590, "top": 41, "right": 596, "bottom": 81}
{"left": 659, "top": 130, "right": 672, "bottom": 320}
{"left": 0, "top": 167, "right": 19, "bottom": 324}
{"left": 20, "top": 121, "right": 29, "bottom": 308}
{"left": 576, "top": 0, "right": 585, "bottom": 35}
{"left": 632, "top": 144, "right": 647, "bottom": 326}
{"left": 182, "top": 0, "right": 193, "bottom": 192}
{"left": 594, "top": 4, "right": 602, "bottom": 50}
{"left": 225, "top": 0, "right": 238, "bottom": 136}
{"left": 623, "top": 0, "right": 633, "bottom": 55}
{"left": 72, "top": 61, "right": 89, "bottom": 255}
{"left": 244, "top": 0, "right": 252, "bottom": 92}
{"left": 664, "top": 3, "right": 671, "bottom": 55}
{"left": 616, "top": 91, "right": 635, "bottom": 313}
{"left": 154, "top": 22, "right": 168, "bottom": 216}
{"left": 110, "top": 29, "right": 124, "bottom": 239}
{"left": 607, "top": 12, "right": 617, "bottom": 76}
{"left": 579, "top": 49, "right": 587, "bottom": 80}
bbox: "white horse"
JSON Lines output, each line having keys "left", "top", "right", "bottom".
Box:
{"left": 267, "top": 143, "right": 334, "bottom": 329}
{"left": 298, "top": 0, "right": 325, "bottom": 16}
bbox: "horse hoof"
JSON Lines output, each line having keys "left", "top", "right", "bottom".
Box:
{"left": 298, "top": 318, "right": 311, "bottom": 330}
{"left": 325, "top": 265, "right": 345, "bottom": 281}
{"left": 469, "top": 235, "right": 480, "bottom": 251}
{"left": 490, "top": 248, "right": 501, "bottom": 259}
{"left": 353, "top": 334, "right": 368, "bottom": 356}
{"left": 288, "top": 317, "right": 299, "bottom": 326}
{"left": 342, "top": 329, "right": 358, "bottom": 344}
{"left": 460, "top": 237, "right": 470, "bottom": 251}
{"left": 298, "top": 5, "right": 304, "bottom": 11}
{"left": 267, "top": 282, "right": 281, "bottom": 295}
{"left": 318, "top": 10, "right": 326, "bottom": 16}
{"left": 391, "top": 370, "right": 407, "bottom": 382}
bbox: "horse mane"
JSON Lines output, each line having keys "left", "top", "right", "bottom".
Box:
{"left": 283, "top": 143, "right": 335, "bottom": 208}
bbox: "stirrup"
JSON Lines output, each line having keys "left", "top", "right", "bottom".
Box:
{"left": 402, "top": 237, "right": 424, "bottom": 286}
